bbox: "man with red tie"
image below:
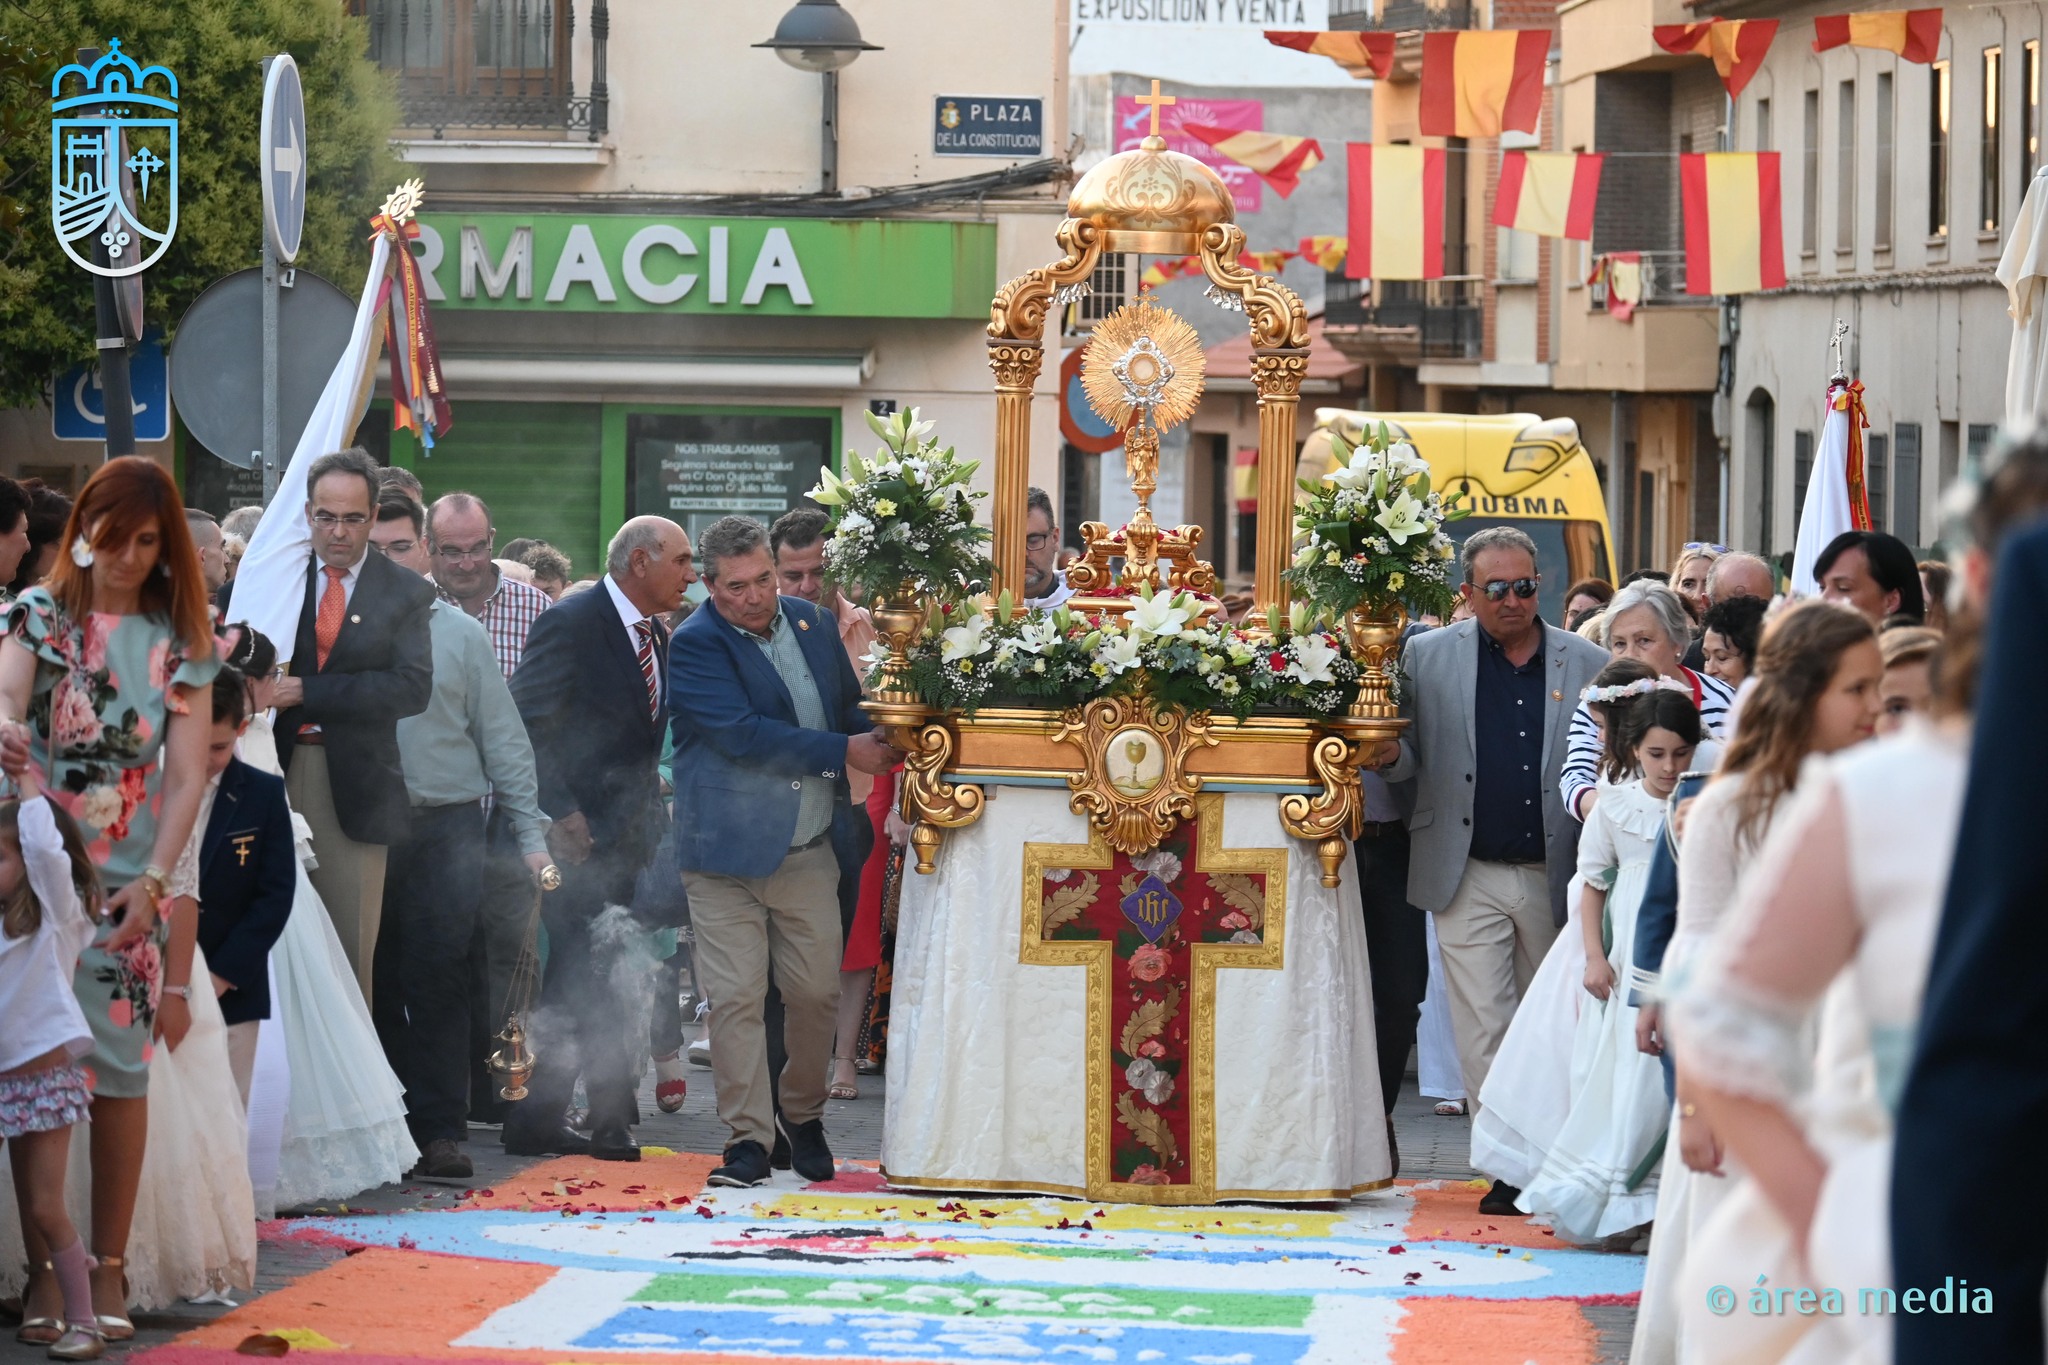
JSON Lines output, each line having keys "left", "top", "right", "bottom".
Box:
{"left": 504, "top": 515, "right": 696, "bottom": 1161}
{"left": 253, "top": 449, "right": 435, "bottom": 1001}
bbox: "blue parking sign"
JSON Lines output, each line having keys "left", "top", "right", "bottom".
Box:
{"left": 53, "top": 327, "right": 169, "bottom": 442}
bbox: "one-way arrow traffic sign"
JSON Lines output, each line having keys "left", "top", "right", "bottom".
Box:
{"left": 260, "top": 54, "right": 306, "bottom": 263}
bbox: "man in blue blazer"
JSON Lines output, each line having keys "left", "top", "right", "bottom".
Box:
{"left": 196, "top": 672, "right": 298, "bottom": 1102}
{"left": 670, "top": 516, "right": 898, "bottom": 1188}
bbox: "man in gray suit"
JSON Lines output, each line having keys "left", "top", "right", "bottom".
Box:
{"left": 1372, "top": 526, "right": 1608, "bottom": 1214}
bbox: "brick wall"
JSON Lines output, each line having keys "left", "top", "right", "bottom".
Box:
{"left": 1593, "top": 71, "right": 1679, "bottom": 254}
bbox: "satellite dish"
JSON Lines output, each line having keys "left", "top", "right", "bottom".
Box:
{"left": 169, "top": 268, "right": 355, "bottom": 469}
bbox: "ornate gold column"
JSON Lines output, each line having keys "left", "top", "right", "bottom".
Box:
{"left": 987, "top": 340, "right": 1044, "bottom": 598}
{"left": 1251, "top": 348, "right": 1310, "bottom": 612}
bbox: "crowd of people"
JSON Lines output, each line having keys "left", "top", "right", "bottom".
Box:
{"left": 0, "top": 450, "right": 918, "bottom": 1359}
{"left": 1355, "top": 446, "right": 2048, "bottom": 1361}
{"left": 0, "top": 434, "right": 2044, "bottom": 1360}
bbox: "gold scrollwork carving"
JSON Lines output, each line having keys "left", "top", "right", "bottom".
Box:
{"left": 987, "top": 221, "right": 1103, "bottom": 345}
{"left": 1199, "top": 222, "right": 1311, "bottom": 351}
{"left": 1054, "top": 696, "right": 1216, "bottom": 856}
{"left": 900, "top": 721, "right": 986, "bottom": 874}
{"left": 987, "top": 341, "right": 1045, "bottom": 392}
{"left": 1277, "top": 734, "right": 1364, "bottom": 888}
{"left": 1251, "top": 349, "right": 1311, "bottom": 399}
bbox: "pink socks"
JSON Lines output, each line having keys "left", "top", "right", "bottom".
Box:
{"left": 51, "top": 1240, "right": 95, "bottom": 1327}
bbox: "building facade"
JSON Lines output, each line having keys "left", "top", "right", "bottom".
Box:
{"left": 2, "top": 2, "right": 1073, "bottom": 574}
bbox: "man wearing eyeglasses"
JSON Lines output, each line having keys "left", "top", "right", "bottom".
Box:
{"left": 235, "top": 448, "right": 435, "bottom": 1001}
{"left": 1373, "top": 525, "right": 1608, "bottom": 1216}
{"left": 1022, "top": 487, "right": 1073, "bottom": 610}
{"left": 428, "top": 493, "right": 553, "bottom": 679}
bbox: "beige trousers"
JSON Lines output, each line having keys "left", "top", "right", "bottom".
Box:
{"left": 286, "top": 745, "right": 388, "bottom": 1006}
{"left": 1434, "top": 858, "right": 1558, "bottom": 1112}
{"left": 683, "top": 843, "right": 842, "bottom": 1149}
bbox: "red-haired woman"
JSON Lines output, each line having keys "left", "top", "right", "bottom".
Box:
{"left": 0, "top": 457, "right": 218, "bottom": 1342}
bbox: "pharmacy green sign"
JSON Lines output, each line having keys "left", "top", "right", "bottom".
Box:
{"left": 411, "top": 213, "right": 996, "bottom": 318}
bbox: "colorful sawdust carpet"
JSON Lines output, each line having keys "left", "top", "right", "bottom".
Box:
{"left": 138, "top": 1155, "right": 1641, "bottom": 1364}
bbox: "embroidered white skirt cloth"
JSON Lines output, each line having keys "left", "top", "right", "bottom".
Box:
{"left": 882, "top": 786, "right": 1390, "bottom": 1203}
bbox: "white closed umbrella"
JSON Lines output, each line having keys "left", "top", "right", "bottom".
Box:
{"left": 1997, "top": 165, "right": 2048, "bottom": 433}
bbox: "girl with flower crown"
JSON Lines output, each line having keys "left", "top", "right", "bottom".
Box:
{"left": 1471, "top": 656, "right": 1661, "bottom": 1203}
{"left": 1516, "top": 680, "right": 1700, "bottom": 1240}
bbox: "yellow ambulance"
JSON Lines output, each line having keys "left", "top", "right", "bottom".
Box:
{"left": 1298, "top": 409, "right": 1617, "bottom": 624}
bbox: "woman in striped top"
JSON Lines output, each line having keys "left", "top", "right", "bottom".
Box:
{"left": 1562, "top": 580, "right": 1735, "bottom": 821}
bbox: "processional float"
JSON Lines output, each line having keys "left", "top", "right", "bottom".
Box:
{"left": 851, "top": 88, "right": 1445, "bottom": 1206}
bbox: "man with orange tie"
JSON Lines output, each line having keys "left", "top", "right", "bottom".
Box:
{"left": 241, "top": 448, "right": 435, "bottom": 1001}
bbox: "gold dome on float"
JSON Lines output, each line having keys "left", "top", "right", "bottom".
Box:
{"left": 1067, "top": 133, "right": 1235, "bottom": 255}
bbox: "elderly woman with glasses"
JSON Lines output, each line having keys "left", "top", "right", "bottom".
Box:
{"left": 1562, "top": 579, "right": 1735, "bottom": 820}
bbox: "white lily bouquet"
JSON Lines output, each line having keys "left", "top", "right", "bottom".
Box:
{"left": 1285, "top": 420, "right": 1466, "bottom": 623}
{"left": 809, "top": 406, "right": 993, "bottom": 604}
{"left": 895, "top": 586, "right": 1359, "bottom": 720}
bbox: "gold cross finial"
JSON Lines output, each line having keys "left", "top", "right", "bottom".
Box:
{"left": 1136, "top": 79, "right": 1176, "bottom": 138}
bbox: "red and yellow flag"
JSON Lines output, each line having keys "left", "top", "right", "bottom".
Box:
{"left": 1347, "top": 144, "right": 1446, "bottom": 281}
{"left": 1812, "top": 10, "right": 1942, "bottom": 64}
{"left": 1586, "top": 252, "right": 1643, "bottom": 321}
{"left": 1654, "top": 20, "right": 1779, "bottom": 97}
{"left": 1680, "top": 152, "right": 1786, "bottom": 295}
{"left": 1264, "top": 30, "right": 1396, "bottom": 81}
{"left": 1419, "top": 30, "right": 1548, "bottom": 138}
{"left": 1179, "top": 124, "right": 1325, "bottom": 198}
{"left": 1297, "top": 235, "right": 1348, "bottom": 271}
{"left": 1493, "top": 152, "right": 1604, "bottom": 240}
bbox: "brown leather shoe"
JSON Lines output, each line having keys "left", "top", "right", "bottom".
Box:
{"left": 411, "top": 1139, "right": 474, "bottom": 1180}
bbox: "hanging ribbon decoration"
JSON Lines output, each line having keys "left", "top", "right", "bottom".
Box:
{"left": 1832, "top": 379, "right": 1874, "bottom": 531}
{"left": 368, "top": 179, "right": 453, "bottom": 449}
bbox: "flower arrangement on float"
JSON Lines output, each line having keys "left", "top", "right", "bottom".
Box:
{"left": 808, "top": 405, "right": 990, "bottom": 605}
{"left": 883, "top": 584, "right": 1359, "bottom": 721}
{"left": 1284, "top": 420, "right": 1468, "bottom": 718}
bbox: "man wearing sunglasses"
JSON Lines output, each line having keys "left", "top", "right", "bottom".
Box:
{"left": 1373, "top": 526, "right": 1609, "bottom": 1216}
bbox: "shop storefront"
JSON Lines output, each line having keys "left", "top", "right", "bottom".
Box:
{"left": 181, "top": 209, "right": 1033, "bottom": 577}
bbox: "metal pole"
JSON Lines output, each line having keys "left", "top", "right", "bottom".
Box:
{"left": 260, "top": 57, "right": 281, "bottom": 502}
{"left": 78, "top": 47, "right": 133, "bottom": 459}
{"left": 821, "top": 69, "right": 839, "bottom": 194}
{"left": 262, "top": 234, "right": 281, "bottom": 502}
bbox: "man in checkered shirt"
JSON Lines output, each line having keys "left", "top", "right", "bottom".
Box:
{"left": 426, "top": 491, "right": 555, "bottom": 1125}
{"left": 427, "top": 493, "right": 551, "bottom": 677}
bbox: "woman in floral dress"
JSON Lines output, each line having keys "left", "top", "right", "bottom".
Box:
{"left": 0, "top": 458, "right": 217, "bottom": 1340}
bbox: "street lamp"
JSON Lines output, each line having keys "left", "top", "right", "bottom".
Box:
{"left": 756, "top": 0, "right": 881, "bottom": 194}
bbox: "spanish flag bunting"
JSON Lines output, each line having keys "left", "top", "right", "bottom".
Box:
{"left": 1263, "top": 30, "right": 1396, "bottom": 81}
{"left": 1653, "top": 20, "right": 1779, "bottom": 97}
{"left": 1493, "top": 152, "right": 1604, "bottom": 240}
{"left": 1812, "top": 10, "right": 1942, "bottom": 64}
{"left": 1298, "top": 235, "right": 1349, "bottom": 271}
{"left": 1419, "top": 30, "right": 1548, "bottom": 138}
{"left": 1179, "top": 124, "right": 1325, "bottom": 198}
{"left": 1585, "top": 252, "right": 1643, "bottom": 321}
{"left": 1680, "top": 152, "right": 1787, "bottom": 295}
{"left": 1347, "top": 143, "right": 1446, "bottom": 281}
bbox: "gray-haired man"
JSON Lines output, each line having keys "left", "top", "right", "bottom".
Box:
{"left": 503, "top": 516, "right": 695, "bottom": 1161}
{"left": 1373, "top": 525, "right": 1608, "bottom": 1214}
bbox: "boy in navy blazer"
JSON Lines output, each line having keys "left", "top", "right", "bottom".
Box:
{"left": 198, "top": 671, "right": 299, "bottom": 1102}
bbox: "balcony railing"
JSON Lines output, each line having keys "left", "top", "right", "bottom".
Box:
{"left": 1588, "top": 251, "right": 1698, "bottom": 310}
{"left": 1326, "top": 274, "right": 1483, "bottom": 359}
{"left": 1330, "top": 0, "right": 1474, "bottom": 30}
{"left": 351, "top": 0, "right": 608, "bottom": 139}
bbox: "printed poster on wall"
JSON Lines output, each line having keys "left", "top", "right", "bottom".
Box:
{"left": 626, "top": 412, "right": 835, "bottom": 546}
{"left": 1112, "top": 94, "right": 1264, "bottom": 214}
